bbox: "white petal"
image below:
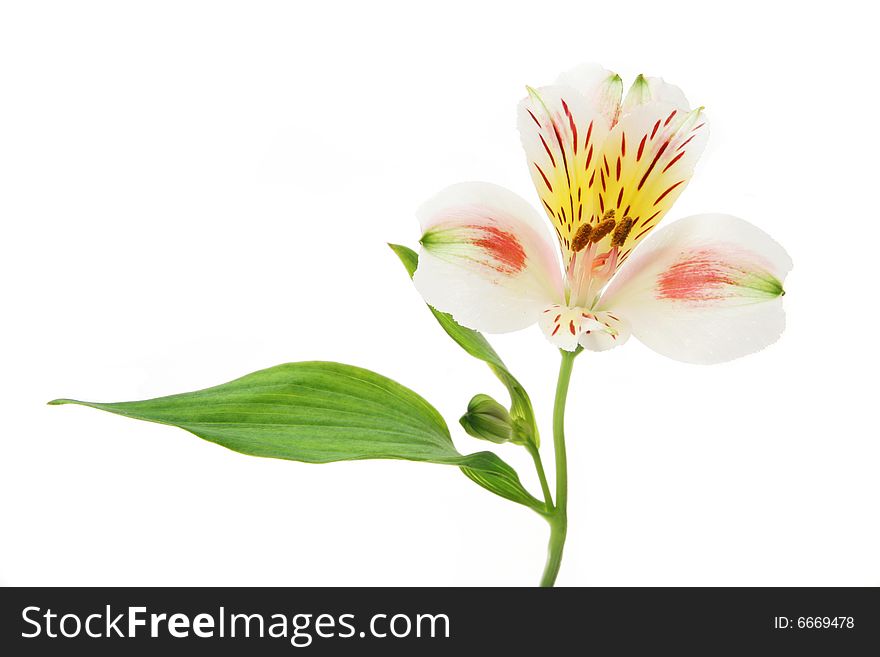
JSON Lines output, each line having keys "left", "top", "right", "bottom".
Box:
{"left": 555, "top": 64, "right": 623, "bottom": 128}
{"left": 414, "top": 182, "right": 564, "bottom": 333}
{"left": 578, "top": 311, "right": 631, "bottom": 352}
{"left": 622, "top": 74, "right": 691, "bottom": 114}
{"left": 538, "top": 304, "right": 605, "bottom": 351}
{"left": 598, "top": 214, "right": 791, "bottom": 364}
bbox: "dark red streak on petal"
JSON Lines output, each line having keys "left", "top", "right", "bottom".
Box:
{"left": 562, "top": 98, "right": 578, "bottom": 154}
{"left": 633, "top": 226, "right": 652, "bottom": 241}
{"left": 551, "top": 121, "right": 571, "bottom": 186}
{"left": 535, "top": 163, "right": 553, "bottom": 192}
{"left": 640, "top": 210, "right": 661, "bottom": 228}
{"left": 637, "top": 139, "right": 670, "bottom": 190}
{"left": 637, "top": 134, "right": 647, "bottom": 161}
{"left": 676, "top": 135, "right": 696, "bottom": 152}
{"left": 653, "top": 180, "right": 685, "bottom": 206}
{"left": 662, "top": 151, "right": 685, "bottom": 173}
{"left": 540, "top": 135, "right": 557, "bottom": 167}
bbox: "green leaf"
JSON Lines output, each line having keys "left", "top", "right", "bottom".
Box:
{"left": 50, "top": 361, "right": 544, "bottom": 512}
{"left": 388, "top": 243, "right": 539, "bottom": 446}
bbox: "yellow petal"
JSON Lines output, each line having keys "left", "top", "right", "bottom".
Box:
{"left": 590, "top": 104, "right": 708, "bottom": 263}
{"left": 518, "top": 85, "right": 610, "bottom": 262}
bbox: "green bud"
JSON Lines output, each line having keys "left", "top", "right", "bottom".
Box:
{"left": 459, "top": 394, "right": 513, "bottom": 444}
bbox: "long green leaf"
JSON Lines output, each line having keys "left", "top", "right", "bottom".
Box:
{"left": 50, "top": 362, "right": 544, "bottom": 512}
{"left": 388, "top": 244, "right": 539, "bottom": 446}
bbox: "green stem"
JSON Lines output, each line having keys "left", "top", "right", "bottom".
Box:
{"left": 539, "top": 349, "right": 577, "bottom": 587}
{"left": 526, "top": 442, "right": 553, "bottom": 511}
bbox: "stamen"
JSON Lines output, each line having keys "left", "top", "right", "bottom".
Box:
{"left": 602, "top": 209, "right": 616, "bottom": 221}
{"left": 571, "top": 224, "right": 593, "bottom": 252}
{"left": 611, "top": 216, "right": 634, "bottom": 247}
{"left": 589, "top": 218, "right": 616, "bottom": 243}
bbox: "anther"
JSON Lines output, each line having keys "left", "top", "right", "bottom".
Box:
{"left": 589, "top": 218, "right": 616, "bottom": 243}
{"left": 611, "top": 216, "right": 634, "bottom": 247}
{"left": 571, "top": 224, "right": 593, "bottom": 252}
{"left": 602, "top": 209, "right": 616, "bottom": 221}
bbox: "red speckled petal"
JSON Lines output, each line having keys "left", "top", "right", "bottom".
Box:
{"left": 414, "top": 182, "right": 564, "bottom": 334}
{"left": 597, "top": 214, "right": 791, "bottom": 364}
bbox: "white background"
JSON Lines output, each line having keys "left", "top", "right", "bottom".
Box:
{"left": 2, "top": 0, "right": 877, "bottom": 586}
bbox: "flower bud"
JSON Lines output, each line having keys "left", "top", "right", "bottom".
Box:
{"left": 459, "top": 394, "right": 513, "bottom": 444}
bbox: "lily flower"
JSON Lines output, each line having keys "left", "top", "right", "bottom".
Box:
{"left": 413, "top": 65, "right": 790, "bottom": 363}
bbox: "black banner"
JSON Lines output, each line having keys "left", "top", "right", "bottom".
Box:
{"left": 1, "top": 587, "right": 877, "bottom": 654}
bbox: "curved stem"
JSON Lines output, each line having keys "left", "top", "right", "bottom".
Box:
{"left": 526, "top": 443, "right": 553, "bottom": 511}
{"left": 539, "top": 349, "right": 577, "bottom": 587}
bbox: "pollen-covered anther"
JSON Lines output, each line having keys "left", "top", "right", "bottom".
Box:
{"left": 589, "top": 218, "right": 616, "bottom": 243}
{"left": 571, "top": 224, "right": 593, "bottom": 252}
{"left": 602, "top": 209, "right": 616, "bottom": 221}
{"left": 611, "top": 216, "right": 634, "bottom": 247}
